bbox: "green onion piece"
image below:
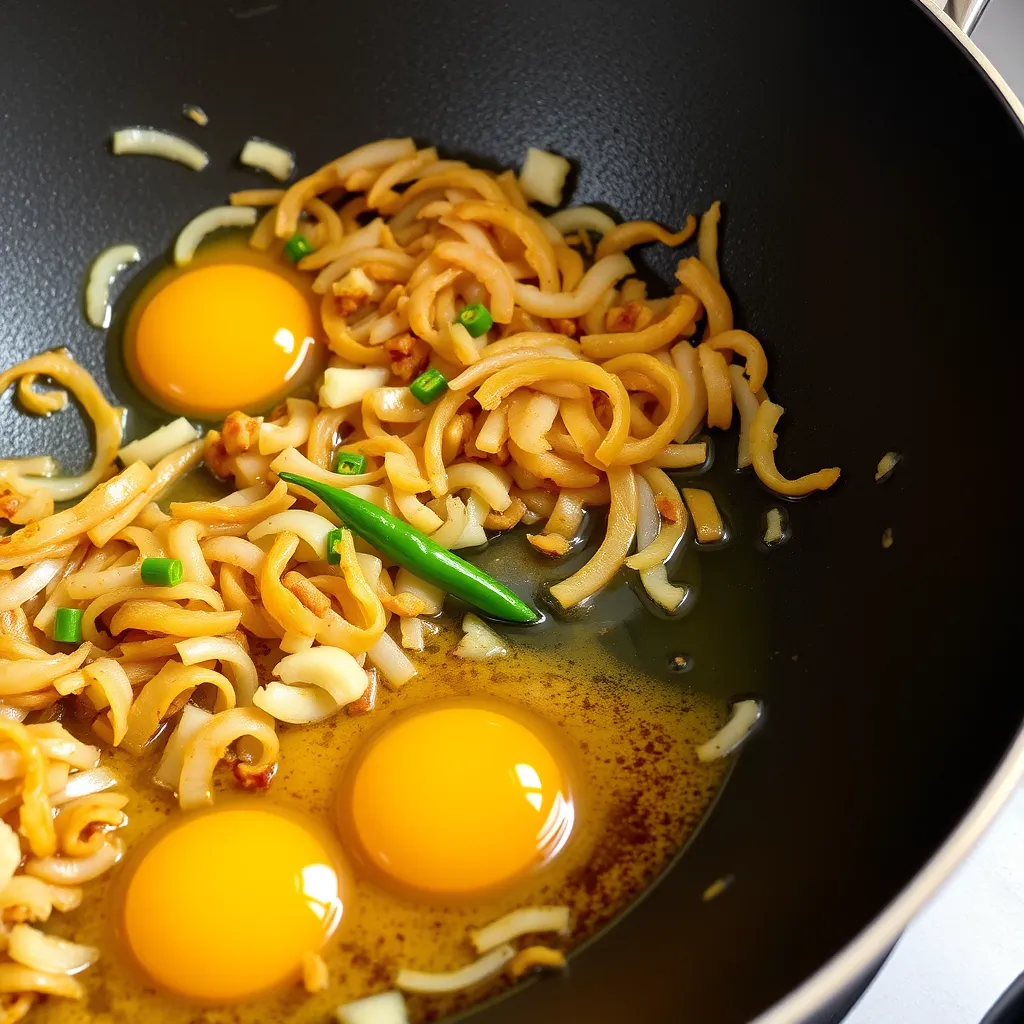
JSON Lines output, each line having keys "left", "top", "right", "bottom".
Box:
{"left": 140, "top": 557, "right": 184, "bottom": 587}
{"left": 410, "top": 367, "right": 448, "bottom": 405}
{"left": 52, "top": 607, "right": 83, "bottom": 644}
{"left": 456, "top": 303, "right": 494, "bottom": 338}
{"left": 334, "top": 451, "right": 367, "bottom": 475}
{"left": 326, "top": 528, "right": 343, "bottom": 565}
{"left": 283, "top": 234, "right": 315, "bottom": 263}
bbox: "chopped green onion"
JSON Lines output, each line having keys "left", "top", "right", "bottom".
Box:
{"left": 283, "top": 234, "right": 315, "bottom": 263}
{"left": 410, "top": 367, "right": 448, "bottom": 405}
{"left": 141, "top": 557, "right": 183, "bottom": 587}
{"left": 53, "top": 608, "right": 83, "bottom": 644}
{"left": 456, "top": 303, "right": 494, "bottom": 338}
{"left": 326, "top": 528, "right": 343, "bottom": 565}
{"left": 334, "top": 451, "right": 367, "bottom": 475}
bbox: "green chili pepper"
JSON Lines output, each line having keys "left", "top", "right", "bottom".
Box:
{"left": 278, "top": 472, "right": 538, "bottom": 624}
{"left": 325, "top": 527, "right": 343, "bottom": 565}
{"left": 409, "top": 367, "right": 448, "bottom": 405}
{"left": 456, "top": 303, "right": 493, "bottom": 338}
{"left": 283, "top": 234, "right": 315, "bottom": 263}
{"left": 141, "top": 557, "right": 183, "bottom": 587}
{"left": 334, "top": 451, "right": 367, "bottom": 475}
{"left": 52, "top": 607, "right": 83, "bottom": 644}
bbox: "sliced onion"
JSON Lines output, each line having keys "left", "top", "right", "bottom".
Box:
{"left": 547, "top": 206, "right": 616, "bottom": 236}
{"left": 84, "top": 243, "right": 140, "bottom": 328}
{"left": 49, "top": 766, "right": 119, "bottom": 807}
{"left": 111, "top": 127, "right": 209, "bottom": 170}
{"left": 0, "top": 875, "right": 53, "bottom": 921}
{"left": 25, "top": 837, "right": 123, "bottom": 885}
{"left": 0, "top": 558, "right": 64, "bottom": 611}
{"left": 470, "top": 906, "right": 571, "bottom": 954}
{"left": 153, "top": 704, "right": 210, "bottom": 792}
{"left": 0, "top": 819, "right": 21, "bottom": 890}
{"left": 178, "top": 707, "right": 278, "bottom": 810}
{"left": 252, "top": 680, "right": 337, "bottom": 724}
{"left": 0, "top": 961, "right": 85, "bottom": 999}
{"left": 366, "top": 631, "right": 417, "bottom": 689}
{"left": 175, "top": 635, "right": 259, "bottom": 706}
{"left": 396, "top": 943, "right": 516, "bottom": 994}
{"left": 519, "top": 148, "right": 571, "bottom": 207}
{"left": 633, "top": 476, "right": 685, "bottom": 613}
{"left": 696, "top": 699, "right": 762, "bottom": 762}
{"left": 248, "top": 509, "right": 336, "bottom": 561}
{"left": 0, "top": 704, "right": 29, "bottom": 723}
{"left": 118, "top": 417, "right": 197, "bottom": 467}
{"left": 253, "top": 646, "right": 368, "bottom": 724}
{"left": 454, "top": 614, "right": 507, "bottom": 661}
{"left": 395, "top": 569, "right": 444, "bottom": 615}
{"left": 240, "top": 138, "right": 295, "bottom": 181}
{"left": 174, "top": 206, "right": 257, "bottom": 265}
{"left": 451, "top": 493, "right": 489, "bottom": 550}
{"left": 25, "top": 723, "right": 100, "bottom": 770}
{"left": 399, "top": 616, "right": 424, "bottom": 651}
{"left": 336, "top": 990, "right": 410, "bottom": 1024}
{"left": 7, "top": 923, "right": 98, "bottom": 975}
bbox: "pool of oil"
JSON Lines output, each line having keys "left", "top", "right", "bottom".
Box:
{"left": 36, "top": 621, "right": 726, "bottom": 1024}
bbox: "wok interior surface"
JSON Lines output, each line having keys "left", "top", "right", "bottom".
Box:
{"left": 2, "top": 1, "right": 1023, "bottom": 1020}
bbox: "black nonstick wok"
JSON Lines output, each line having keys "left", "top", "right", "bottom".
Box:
{"left": 2, "top": 2, "right": 1023, "bottom": 1021}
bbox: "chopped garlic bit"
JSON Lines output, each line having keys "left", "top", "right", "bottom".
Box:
{"left": 696, "top": 699, "right": 761, "bottom": 762}
{"left": 519, "top": 148, "right": 572, "bottom": 207}
{"left": 111, "top": 127, "right": 209, "bottom": 170}
{"left": 240, "top": 137, "right": 296, "bottom": 182}
{"left": 875, "top": 451, "right": 901, "bottom": 482}
{"left": 182, "top": 104, "right": 209, "bottom": 126}
{"left": 507, "top": 945, "right": 567, "bottom": 979}
{"left": 454, "top": 613, "right": 507, "bottom": 661}
{"left": 762, "top": 506, "right": 788, "bottom": 546}
{"left": 302, "top": 951, "right": 329, "bottom": 993}
{"left": 702, "top": 875, "right": 734, "bottom": 901}
{"left": 527, "top": 533, "right": 570, "bottom": 558}
{"left": 333, "top": 267, "right": 377, "bottom": 316}
{"left": 882, "top": 527, "right": 894, "bottom": 549}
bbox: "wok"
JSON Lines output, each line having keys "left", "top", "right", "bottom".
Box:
{"left": 2, "top": 1, "right": 1023, "bottom": 1021}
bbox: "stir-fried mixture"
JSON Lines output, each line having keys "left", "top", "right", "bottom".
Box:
{"left": 0, "top": 135, "right": 838, "bottom": 1021}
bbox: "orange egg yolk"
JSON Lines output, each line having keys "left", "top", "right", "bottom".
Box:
{"left": 122, "top": 805, "right": 345, "bottom": 1002}
{"left": 346, "top": 703, "right": 575, "bottom": 896}
{"left": 127, "top": 261, "right": 318, "bottom": 418}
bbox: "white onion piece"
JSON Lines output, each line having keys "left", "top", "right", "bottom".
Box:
{"left": 248, "top": 510, "right": 336, "bottom": 561}
{"left": 49, "top": 767, "right": 119, "bottom": 807}
{"left": 118, "top": 417, "right": 197, "bottom": 467}
{"left": 454, "top": 614, "right": 507, "bottom": 661}
{"left": 175, "top": 635, "right": 259, "bottom": 705}
{"left": 336, "top": 990, "right": 409, "bottom": 1024}
{"left": 634, "top": 477, "right": 686, "bottom": 613}
{"left": 84, "top": 243, "right": 141, "bottom": 329}
{"left": 0, "top": 704, "right": 29, "bottom": 723}
{"left": 395, "top": 569, "right": 444, "bottom": 615}
{"left": 696, "top": 699, "right": 762, "bottom": 762}
{"left": 254, "top": 646, "right": 368, "bottom": 724}
{"left": 470, "top": 906, "right": 571, "bottom": 954}
{"left": 547, "top": 206, "right": 616, "bottom": 237}
{"left": 25, "top": 838, "right": 124, "bottom": 885}
{"left": 396, "top": 944, "right": 516, "bottom": 994}
{"left": 0, "top": 558, "right": 64, "bottom": 611}
{"left": 153, "top": 704, "right": 211, "bottom": 791}
{"left": 112, "top": 127, "right": 209, "bottom": 170}
{"left": 240, "top": 138, "right": 295, "bottom": 181}
{"left": 450, "top": 493, "right": 489, "bottom": 550}
{"left": 519, "top": 148, "right": 571, "bottom": 207}
{"left": 7, "top": 923, "right": 99, "bottom": 975}
{"left": 367, "top": 632, "right": 417, "bottom": 689}
{"left": 0, "top": 821, "right": 21, "bottom": 890}
{"left": 174, "top": 206, "right": 258, "bottom": 266}
{"left": 320, "top": 367, "right": 390, "bottom": 409}
{"left": 0, "top": 876, "right": 53, "bottom": 920}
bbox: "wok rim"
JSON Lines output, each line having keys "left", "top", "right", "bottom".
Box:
{"left": 754, "top": 5, "right": 1024, "bottom": 1022}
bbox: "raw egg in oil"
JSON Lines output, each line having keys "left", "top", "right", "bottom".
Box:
{"left": 340, "top": 699, "right": 577, "bottom": 898}
{"left": 123, "top": 239, "right": 324, "bottom": 419}
{"left": 119, "top": 803, "right": 346, "bottom": 1002}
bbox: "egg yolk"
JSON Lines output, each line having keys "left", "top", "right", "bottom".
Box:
{"left": 122, "top": 805, "right": 345, "bottom": 1002}
{"left": 345, "top": 703, "right": 575, "bottom": 896}
{"left": 127, "top": 261, "right": 318, "bottom": 418}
